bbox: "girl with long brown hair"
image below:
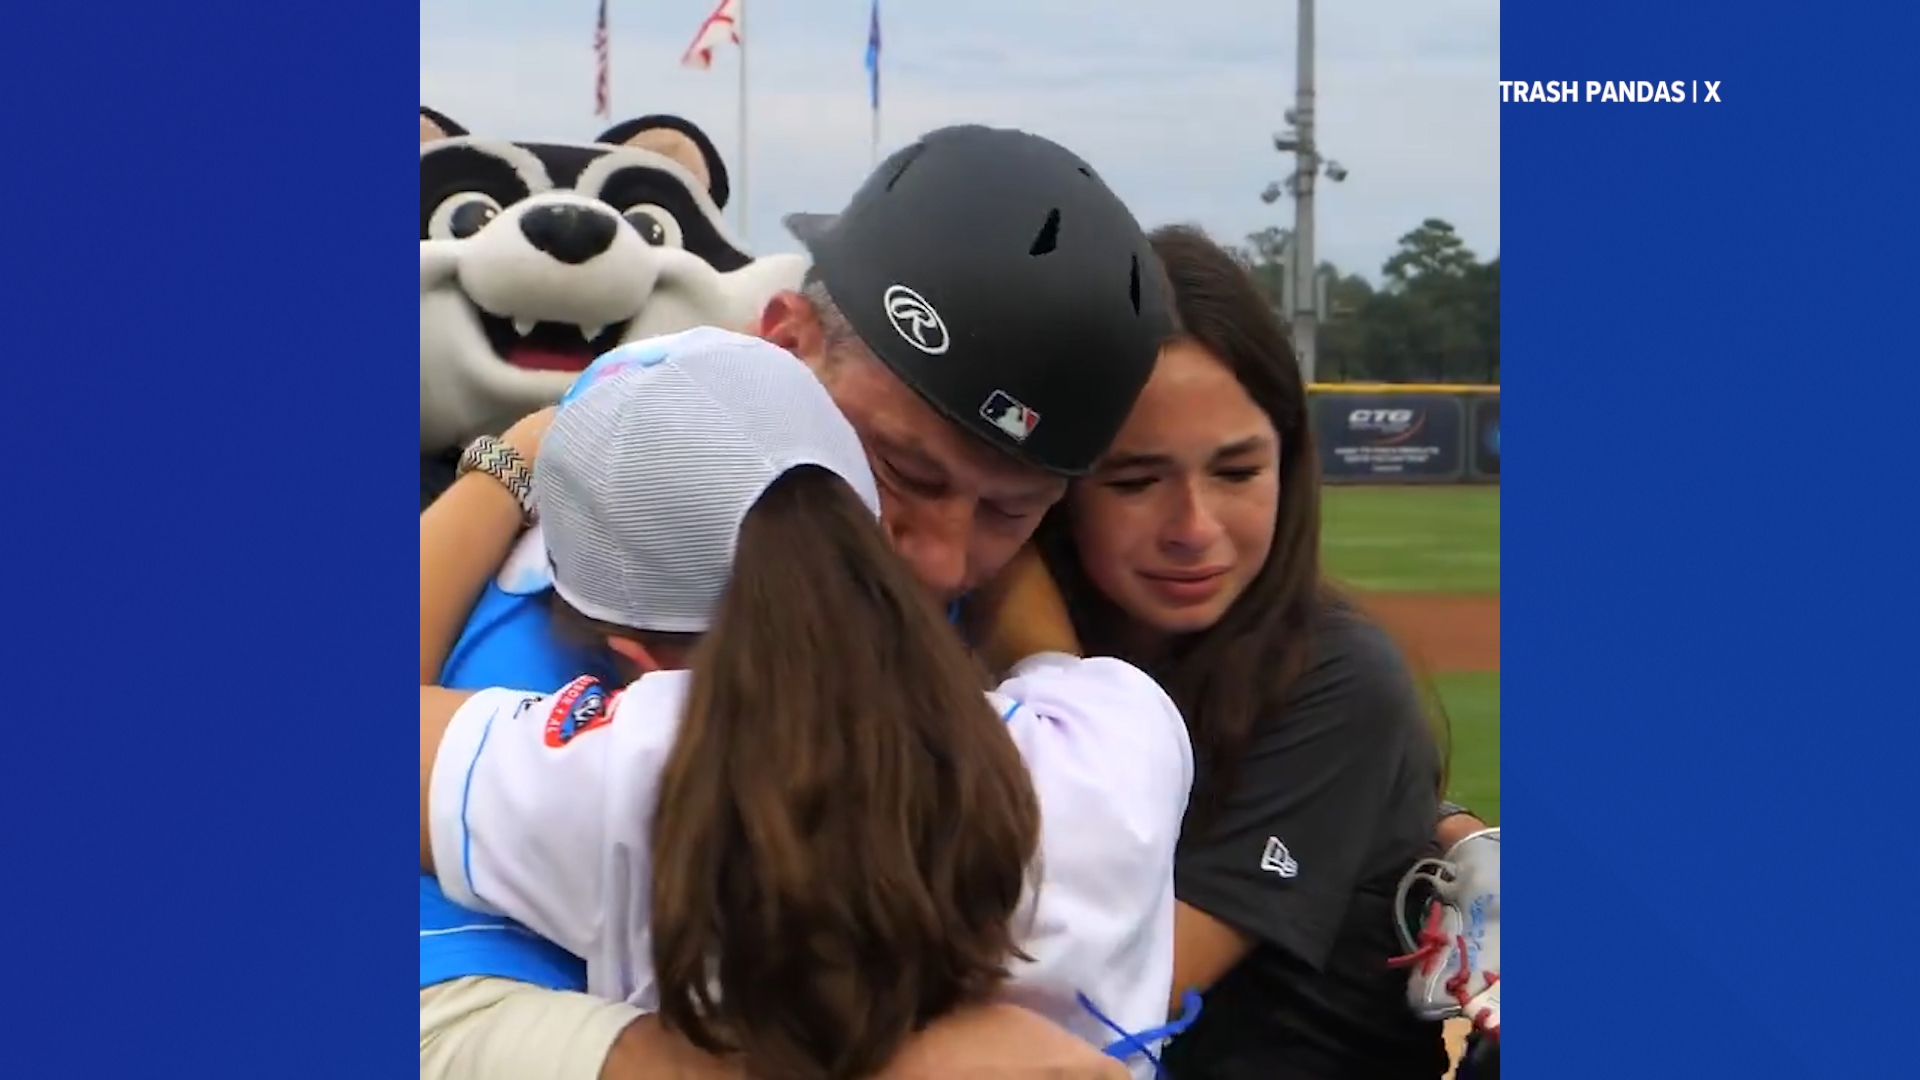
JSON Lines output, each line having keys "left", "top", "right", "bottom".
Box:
{"left": 984, "top": 226, "right": 1499, "bottom": 1078}
{"left": 419, "top": 330, "right": 1195, "bottom": 1080}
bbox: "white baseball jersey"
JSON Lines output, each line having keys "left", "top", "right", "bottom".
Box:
{"left": 428, "top": 652, "right": 1195, "bottom": 1074}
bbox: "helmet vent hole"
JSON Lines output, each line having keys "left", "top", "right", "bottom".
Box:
{"left": 1076, "top": 166, "right": 1092, "bottom": 177}
{"left": 884, "top": 144, "right": 926, "bottom": 191}
{"left": 1029, "top": 209, "right": 1062, "bottom": 256}
{"left": 1129, "top": 255, "right": 1142, "bottom": 314}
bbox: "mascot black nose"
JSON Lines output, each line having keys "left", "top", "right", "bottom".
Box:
{"left": 519, "top": 205, "right": 618, "bottom": 265}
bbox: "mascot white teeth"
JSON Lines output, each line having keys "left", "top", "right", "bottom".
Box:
{"left": 420, "top": 106, "right": 806, "bottom": 506}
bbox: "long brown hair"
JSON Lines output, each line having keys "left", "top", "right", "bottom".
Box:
{"left": 1040, "top": 225, "right": 1449, "bottom": 825}
{"left": 648, "top": 465, "right": 1041, "bottom": 1080}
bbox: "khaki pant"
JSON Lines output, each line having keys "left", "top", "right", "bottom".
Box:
{"left": 422, "top": 977, "right": 644, "bottom": 1080}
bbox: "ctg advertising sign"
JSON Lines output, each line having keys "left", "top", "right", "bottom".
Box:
{"left": 1313, "top": 392, "right": 1466, "bottom": 482}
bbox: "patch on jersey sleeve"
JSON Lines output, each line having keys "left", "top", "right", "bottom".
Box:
{"left": 543, "top": 676, "right": 616, "bottom": 747}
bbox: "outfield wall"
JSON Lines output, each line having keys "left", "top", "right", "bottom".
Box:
{"left": 1307, "top": 383, "right": 1500, "bottom": 485}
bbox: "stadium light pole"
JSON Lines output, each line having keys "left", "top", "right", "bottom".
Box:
{"left": 1262, "top": 0, "right": 1346, "bottom": 385}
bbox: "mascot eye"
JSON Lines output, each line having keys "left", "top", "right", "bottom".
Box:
{"left": 621, "top": 204, "right": 684, "bottom": 249}
{"left": 429, "top": 193, "right": 503, "bottom": 240}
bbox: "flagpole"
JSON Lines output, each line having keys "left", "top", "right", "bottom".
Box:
{"left": 736, "top": 0, "right": 750, "bottom": 244}
{"left": 867, "top": 0, "right": 881, "bottom": 168}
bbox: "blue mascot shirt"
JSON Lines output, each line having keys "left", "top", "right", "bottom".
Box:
{"left": 420, "top": 338, "right": 677, "bottom": 992}
{"left": 419, "top": 570, "right": 616, "bottom": 991}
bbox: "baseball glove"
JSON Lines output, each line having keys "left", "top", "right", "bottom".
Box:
{"left": 1389, "top": 826, "right": 1500, "bottom": 1039}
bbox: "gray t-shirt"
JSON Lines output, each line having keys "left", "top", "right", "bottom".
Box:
{"left": 1164, "top": 603, "right": 1448, "bottom": 1079}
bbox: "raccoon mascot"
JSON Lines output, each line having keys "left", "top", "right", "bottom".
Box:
{"left": 420, "top": 107, "right": 806, "bottom": 506}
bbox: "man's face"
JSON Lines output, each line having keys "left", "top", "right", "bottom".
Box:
{"left": 761, "top": 292, "right": 1067, "bottom": 601}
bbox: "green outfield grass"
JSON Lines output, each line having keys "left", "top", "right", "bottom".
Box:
{"left": 1318, "top": 484, "right": 1503, "bottom": 823}
{"left": 1435, "top": 672, "right": 1500, "bottom": 825}
{"left": 1321, "top": 485, "right": 1500, "bottom": 594}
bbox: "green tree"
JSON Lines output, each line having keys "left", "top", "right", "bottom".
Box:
{"left": 1382, "top": 218, "right": 1479, "bottom": 290}
{"left": 1466, "top": 258, "right": 1499, "bottom": 383}
{"left": 1229, "top": 217, "right": 1498, "bottom": 384}
{"left": 1316, "top": 267, "right": 1375, "bottom": 382}
{"left": 1225, "top": 225, "right": 1289, "bottom": 308}
{"left": 1361, "top": 218, "right": 1498, "bottom": 383}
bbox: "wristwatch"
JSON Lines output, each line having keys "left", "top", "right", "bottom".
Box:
{"left": 455, "top": 435, "right": 537, "bottom": 525}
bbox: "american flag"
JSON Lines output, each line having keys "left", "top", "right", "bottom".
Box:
{"left": 593, "top": 0, "right": 611, "bottom": 119}
{"left": 680, "top": 0, "right": 741, "bottom": 70}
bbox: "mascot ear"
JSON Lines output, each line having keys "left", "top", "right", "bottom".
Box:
{"left": 595, "top": 115, "right": 731, "bottom": 210}
{"left": 421, "top": 106, "right": 468, "bottom": 143}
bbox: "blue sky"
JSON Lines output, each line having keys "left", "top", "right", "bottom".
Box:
{"left": 421, "top": 0, "right": 1499, "bottom": 281}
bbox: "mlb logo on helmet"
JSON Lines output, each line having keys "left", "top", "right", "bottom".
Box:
{"left": 559, "top": 343, "right": 673, "bottom": 407}
{"left": 980, "top": 389, "right": 1039, "bottom": 443}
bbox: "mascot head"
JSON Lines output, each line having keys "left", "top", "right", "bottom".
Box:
{"left": 420, "top": 107, "right": 806, "bottom": 452}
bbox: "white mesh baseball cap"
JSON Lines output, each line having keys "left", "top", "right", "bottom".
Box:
{"left": 535, "top": 327, "right": 882, "bottom": 634}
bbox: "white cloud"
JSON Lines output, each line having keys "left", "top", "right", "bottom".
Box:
{"left": 422, "top": 0, "right": 1499, "bottom": 279}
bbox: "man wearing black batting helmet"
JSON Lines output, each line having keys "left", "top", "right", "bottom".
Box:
{"left": 773, "top": 123, "right": 1175, "bottom": 604}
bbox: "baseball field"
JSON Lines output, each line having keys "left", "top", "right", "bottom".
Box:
{"left": 1323, "top": 483, "right": 1500, "bottom": 824}
{"left": 1319, "top": 482, "right": 1499, "bottom": 1074}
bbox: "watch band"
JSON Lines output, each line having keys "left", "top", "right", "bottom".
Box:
{"left": 456, "top": 435, "right": 537, "bottom": 524}
{"left": 1439, "top": 800, "right": 1474, "bottom": 821}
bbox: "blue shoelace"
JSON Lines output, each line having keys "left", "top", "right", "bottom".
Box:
{"left": 1077, "top": 988, "right": 1204, "bottom": 1076}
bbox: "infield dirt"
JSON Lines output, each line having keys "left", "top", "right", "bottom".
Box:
{"left": 1360, "top": 593, "right": 1498, "bottom": 673}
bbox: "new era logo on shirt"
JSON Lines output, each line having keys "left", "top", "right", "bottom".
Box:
{"left": 1260, "top": 836, "right": 1299, "bottom": 878}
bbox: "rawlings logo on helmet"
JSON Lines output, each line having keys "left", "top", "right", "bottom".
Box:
{"left": 882, "top": 284, "right": 950, "bottom": 355}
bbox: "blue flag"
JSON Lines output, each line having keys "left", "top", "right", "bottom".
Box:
{"left": 864, "top": 0, "right": 881, "bottom": 111}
